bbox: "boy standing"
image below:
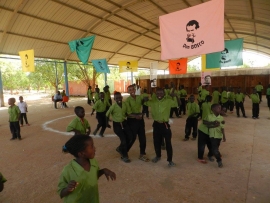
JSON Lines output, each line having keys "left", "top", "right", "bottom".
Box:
{"left": 91, "top": 92, "right": 111, "bottom": 137}
{"left": 141, "top": 89, "right": 149, "bottom": 118}
{"left": 18, "top": 96, "right": 30, "bottom": 127}
{"left": 183, "top": 95, "right": 200, "bottom": 141}
{"left": 179, "top": 85, "right": 187, "bottom": 115}
{"left": 247, "top": 89, "right": 260, "bottom": 119}
{"left": 221, "top": 87, "right": 228, "bottom": 112}
{"left": 204, "top": 104, "right": 226, "bottom": 167}
{"left": 212, "top": 88, "right": 220, "bottom": 104}
{"left": 255, "top": 82, "right": 263, "bottom": 102}
{"left": 8, "top": 98, "right": 22, "bottom": 140}
{"left": 235, "top": 88, "right": 247, "bottom": 118}
{"left": 67, "top": 106, "right": 91, "bottom": 136}
{"left": 228, "top": 87, "right": 235, "bottom": 113}
{"left": 144, "top": 88, "right": 177, "bottom": 166}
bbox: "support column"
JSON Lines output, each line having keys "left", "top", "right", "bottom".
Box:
{"left": 0, "top": 67, "right": 4, "bottom": 107}
{"left": 64, "top": 61, "right": 69, "bottom": 96}
{"left": 131, "top": 71, "right": 133, "bottom": 84}
{"left": 104, "top": 73, "right": 107, "bottom": 86}
{"left": 55, "top": 61, "right": 58, "bottom": 92}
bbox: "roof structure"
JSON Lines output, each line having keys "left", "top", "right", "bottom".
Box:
{"left": 0, "top": 0, "right": 269, "bottom": 69}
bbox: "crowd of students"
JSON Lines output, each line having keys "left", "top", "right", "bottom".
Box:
{"left": 3, "top": 82, "right": 270, "bottom": 202}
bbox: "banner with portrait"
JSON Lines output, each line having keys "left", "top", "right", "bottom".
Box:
{"left": 168, "top": 58, "right": 187, "bottom": 74}
{"left": 118, "top": 61, "right": 138, "bottom": 73}
{"left": 201, "top": 71, "right": 212, "bottom": 86}
{"left": 150, "top": 61, "right": 158, "bottom": 88}
{"left": 92, "top": 58, "right": 110, "bottom": 73}
{"left": 19, "top": 49, "right": 35, "bottom": 72}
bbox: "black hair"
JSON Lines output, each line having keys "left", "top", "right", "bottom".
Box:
{"left": 211, "top": 103, "right": 220, "bottom": 111}
{"left": 143, "top": 89, "right": 147, "bottom": 93}
{"left": 99, "top": 92, "right": 105, "bottom": 96}
{"left": 176, "top": 62, "right": 180, "bottom": 65}
{"left": 114, "top": 91, "right": 121, "bottom": 97}
{"left": 127, "top": 85, "right": 134, "bottom": 89}
{"left": 74, "top": 106, "right": 84, "bottom": 114}
{"left": 206, "top": 95, "right": 212, "bottom": 102}
{"left": 156, "top": 87, "right": 164, "bottom": 92}
{"left": 62, "top": 134, "right": 92, "bottom": 157}
{"left": 186, "top": 20, "right": 199, "bottom": 30}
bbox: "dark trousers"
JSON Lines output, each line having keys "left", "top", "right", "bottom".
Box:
{"left": 257, "top": 91, "right": 262, "bottom": 102}
{"left": 142, "top": 105, "right": 149, "bottom": 118}
{"left": 221, "top": 101, "right": 228, "bottom": 111}
{"left": 9, "top": 121, "right": 21, "bottom": 139}
{"left": 228, "top": 101, "right": 235, "bottom": 112}
{"left": 152, "top": 121, "right": 173, "bottom": 162}
{"left": 210, "top": 138, "right": 222, "bottom": 162}
{"left": 170, "top": 107, "right": 179, "bottom": 118}
{"left": 20, "top": 113, "right": 28, "bottom": 125}
{"left": 235, "top": 102, "right": 246, "bottom": 116}
{"left": 198, "top": 130, "right": 212, "bottom": 159}
{"left": 198, "top": 101, "right": 203, "bottom": 118}
{"left": 127, "top": 118, "right": 146, "bottom": 155}
{"left": 113, "top": 120, "right": 133, "bottom": 158}
{"left": 87, "top": 98, "right": 94, "bottom": 105}
{"left": 94, "top": 112, "right": 107, "bottom": 135}
{"left": 252, "top": 103, "right": 259, "bottom": 118}
{"left": 179, "top": 98, "right": 186, "bottom": 115}
{"left": 185, "top": 117, "right": 198, "bottom": 139}
{"left": 54, "top": 99, "right": 62, "bottom": 108}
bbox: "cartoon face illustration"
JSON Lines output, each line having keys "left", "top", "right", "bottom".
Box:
{"left": 221, "top": 48, "right": 229, "bottom": 61}
{"left": 126, "top": 62, "right": 131, "bottom": 70}
{"left": 186, "top": 20, "right": 200, "bottom": 44}
{"left": 204, "top": 75, "right": 211, "bottom": 84}
{"left": 25, "top": 54, "right": 28, "bottom": 66}
{"left": 176, "top": 62, "right": 181, "bottom": 71}
{"left": 98, "top": 61, "right": 104, "bottom": 70}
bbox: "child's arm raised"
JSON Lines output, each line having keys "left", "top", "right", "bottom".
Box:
{"left": 98, "top": 168, "right": 116, "bottom": 181}
{"left": 60, "top": 180, "right": 78, "bottom": 198}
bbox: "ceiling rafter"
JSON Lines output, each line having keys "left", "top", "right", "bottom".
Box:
{"left": 248, "top": 0, "right": 257, "bottom": 50}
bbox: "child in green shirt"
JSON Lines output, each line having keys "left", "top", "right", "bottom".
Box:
{"left": 247, "top": 88, "right": 260, "bottom": 119}
{"left": 58, "top": 135, "right": 116, "bottom": 203}
{"left": 94, "top": 87, "right": 100, "bottom": 103}
{"left": 201, "top": 95, "right": 212, "bottom": 120}
{"left": 0, "top": 172, "right": 7, "bottom": 192}
{"left": 212, "top": 88, "right": 220, "bottom": 104}
{"left": 141, "top": 89, "right": 149, "bottom": 118}
{"left": 203, "top": 104, "right": 226, "bottom": 168}
{"left": 8, "top": 98, "right": 22, "bottom": 140}
{"left": 67, "top": 106, "right": 91, "bottom": 136}
{"left": 87, "top": 86, "right": 94, "bottom": 105}
{"left": 235, "top": 88, "right": 247, "bottom": 118}
{"left": 228, "top": 87, "right": 235, "bottom": 113}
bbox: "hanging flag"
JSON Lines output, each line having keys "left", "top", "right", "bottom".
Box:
{"left": 159, "top": 0, "right": 224, "bottom": 60}
{"left": 150, "top": 61, "right": 158, "bottom": 88}
{"left": 201, "top": 71, "right": 212, "bottom": 86}
{"left": 169, "top": 58, "right": 187, "bottom": 74}
{"left": 118, "top": 61, "right": 138, "bottom": 73}
{"left": 92, "top": 59, "right": 110, "bottom": 73}
{"left": 19, "top": 49, "right": 35, "bottom": 72}
{"left": 206, "top": 38, "right": 243, "bottom": 68}
{"left": 201, "top": 55, "right": 220, "bottom": 71}
{"left": 68, "top": 35, "right": 95, "bottom": 65}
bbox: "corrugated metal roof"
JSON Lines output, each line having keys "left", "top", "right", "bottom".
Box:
{"left": 0, "top": 0, "right": 269, "bottom": 70}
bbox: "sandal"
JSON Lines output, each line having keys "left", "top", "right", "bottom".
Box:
{"left": 152, "top": 157, "right": 161, "bottom": 163}
{"left": 121, "top": 157, "right": 131, "bottom": 163}
{"left": 139, "top": 155, "right": 150, "bottom": 162}
{"left": 197, "top": 159, "right": 207, "bottom": 164}
{"left": 207, "top": 156, "right": 215, "bottom": 162}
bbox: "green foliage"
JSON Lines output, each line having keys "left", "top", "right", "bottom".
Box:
{"left": 187, "top": 64, "right": 200, "bottom": 72}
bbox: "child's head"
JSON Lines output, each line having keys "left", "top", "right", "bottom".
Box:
{"left": 74, "top": 106, "right": 85, "bottom": 118}
{"left": 63, "top": 135, "right": 95, "bottom": 159}
{"left": 143, "top": 89, "right": 147, "bottom": 93}
{"left": 127, "top": 85, "right": 135, "bottom": 96}
{"left": 222, "top": 86, "right": 227, "bottom": 91}
{"left": 204, "top": 85, "right": 209, "bottom": 90}
{"left": 19, "top": 96, "right": 23, "bottom": 102}
{"left": 8, "top": 98, "right": 16, "bottom": 106}
{"left": 114, "top": 92, "right": 122, "bottom": 104}
{"left": 206, "top": 95, "right": 212, "bottom": 102}
{"left": 88, "top": 86, "right": 92, "bottom": 89}
{"left": 103, "top": 86, "right": 108, "bottom": 92}
{"left": 156, "top": 88, "right": 165, "bottom": 100}
{"left": 211, "top": 104, "right": 221, "bottom": 115}
{"left": 189, "top": 95, "right": 195, "bottom": 103}
{"left": 95, "top": 88, "right": 100, "bottom": 93}
{"left": 99, "top": 92, "right": 105, "bottom": 100}
{"left": 253, "top": 88, "right": 257, "bottom": 94}
{"left": 237, "top": 88, "right": 241, "bottom": 93}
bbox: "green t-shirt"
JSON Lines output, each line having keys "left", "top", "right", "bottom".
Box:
{"left": 250, "top": 93, "right": 260, "bottom": 103}
{"left": 0, "top": 172, "right": 7, "bottom": 183}
{"left": 104, "top": 91, "right": 111, "bottom": 102}
{"left": 200, "top": 89, "right": 209, "bottom": 101}
{"left": 267, "top": 88, "right": 270, "bottom": 96}
{"left": 87, "top": 89, "right": 93, "bottom": 99}
{"left": 94, "top": 93, "right": 100, "bottom": 102}
{"left": 255, "top": 84, "right": 263, "bottom": 92}
{"left": 66, "top": 117, "right": 90, "bottom": 134}
{"left": 201, "top": 102, "right": 212, "bottom": 120}
{"left": 228, "top": 92, "right": 235, "bottom": 101}
{"left": 58, "top": 159, "right": 100, "bottom": 203}
{"left": 164, "top": 89, "right": 170, "bottom": 97}
{"left": 106, "top": 102, "right": 131, "bottom": 122}
{"left": 144, "top": 97, "right": 175, "bottom": 122}
{"left": 186, "top": 102, "right": 200, "bottom": 117}
{"left": 8, "top": 105, "right": 20, "bottom": 122}
{"left": 198, "top": 122, "right": 209, "bottom": 135}
{"left": 206, "top": 114, "right": 224, "bottom": 139}
{"left": 92, "top": 100, "right": 110, "bottom": 113}
{"left": 212, "top": 90, "right": 220, "bottom": 104}
{"left": 125, "top": 95, "right": 143, "bottom": 113}
{"left": 198, "top": 86, "right": 202, "bottom": 93}
{"left": 235, "top": 93, "right": 245, "bottom": 103}
{"left": 221, "top": 91, "right": 228, "bottom": 103}
{"left": 179, "top": 89, "right": 187, "bottom": 98}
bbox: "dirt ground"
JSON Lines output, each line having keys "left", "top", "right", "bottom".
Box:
{"left": 0, "top": 94, "right": 270, "bottom": 203}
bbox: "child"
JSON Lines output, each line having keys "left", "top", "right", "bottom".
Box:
{"left": 87, "top": 86, "right": 94, "bottom": 105}
{"left": 94, "top": 87, "right": 100, "bottom": 103}
{"left": 91, "top": 92, "right": 111, "bottom": 137}
{"left": 183, "top": 95, "right": 200, "bottom": 141}
{"left": 8, "top": 98, "right": 22, "bottom": 140}
{"left": 228, "top": 87, "right": 235, "bottom": 113}
{"left": 58, "top": 134, "right": 116, "bottom": 202}
{"left": 0, "top": 172, "right": 7, "bottom": 192}
{"left": 235, "top": 88, "right": 247, "bottom": 118}
{"left": 221, "top": 87, "right": 228, "bottom": 112}
{"left": 201, "top": 95, "right": 212, "bottom": 120}
{"left": 212, "top": 87, "right": 220, "bottom": 104}
{"left": 169, "top": 88, "right": 180, "bottom": 118}
{"left": 18, "top": 96, "right": 30, "bottom": 127}
{"left": 144, "top": 87, "right": 177, "bottom": 166}
{"left": 247, "top": 88, "right": 260, "bottom": 119}
{"left": 141, "top": 89, "right": 149, "bottom": 118}
{"left": 203, "top": 104, "right": 226, "bottom": 168}
{"left": 67, "top": 106, "right": 91, "bottom": 136}
{"left": 179, "top": 85, "right": 187, "bottom": 115}
{"left": 106, "top": 92, "right": 133, "bottom": 163}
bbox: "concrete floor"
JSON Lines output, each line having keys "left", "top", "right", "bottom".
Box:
{"left": 0, "top": 95, "right": 269, "bottom": 203}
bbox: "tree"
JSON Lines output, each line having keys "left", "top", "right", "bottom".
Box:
{"left": 187, "top": 64, "right": 200, "bottom": 72}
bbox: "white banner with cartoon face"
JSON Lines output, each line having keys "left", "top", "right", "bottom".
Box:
{"left": 150, "top": 61, "right": 158, "bottom": 88}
